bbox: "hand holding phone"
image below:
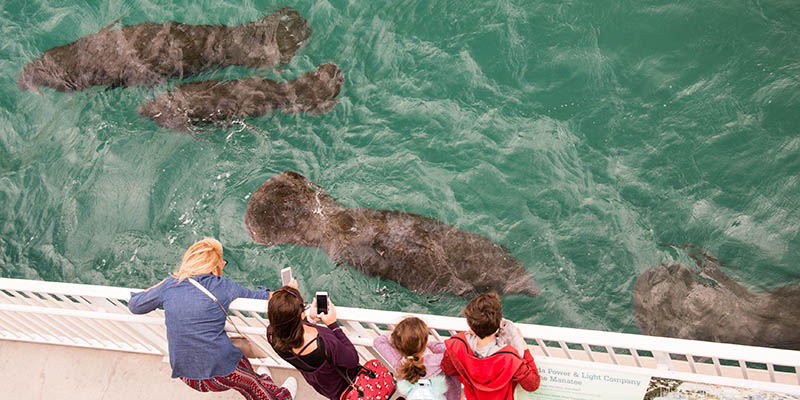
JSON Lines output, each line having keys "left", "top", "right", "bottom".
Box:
{"left": 315, "top": 292, "right": 328, "bottom": 315}
{"left": 281, "top": 267, "right": 293, "bottom": 286}
{"left": 309, "top": 292, "right": 337, "bottom": 325}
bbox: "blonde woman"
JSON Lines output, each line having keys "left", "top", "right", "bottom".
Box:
{"left": 128, "top": 237, "right": 296, "bottom": 400}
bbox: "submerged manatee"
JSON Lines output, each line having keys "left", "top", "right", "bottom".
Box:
{"left": 137, "top": 63, "right": 343, "bottom": 130}
{"left": 244, "top": 171, "right": 542, "bottom": 298}
{"left": 633, "top": 246, "right": 800, "bottom": 350}
{"left": 17, "top": 7, "right": 311, "bottom": 91}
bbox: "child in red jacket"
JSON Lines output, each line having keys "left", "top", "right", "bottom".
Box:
{"left": 441, "top": 292, "right": 540, "bottom": 400}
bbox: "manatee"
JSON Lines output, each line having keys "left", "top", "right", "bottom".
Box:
{"left": 633, "top": 245, "right": 800, "bottom": 350}
{"left": 17, "top": 7, "right": 311, "bottom": 92}
{"left": 244, "top": 171, "right": 542, "bottom": 298}
{"left": 137, "top": 63, "right": 343, "bottom": 130}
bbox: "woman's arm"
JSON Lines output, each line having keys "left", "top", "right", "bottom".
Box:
{"left": 144, "top": 278, "right": 168, "bottom": 292}
{"left": 228, "top": 278, "right": 271, "bottom": 301}
{"left": 128, "top": 278, "right": 169, "bottom": 314}
{"left": 324, "top": 322, "right": 360, "bottom": 369}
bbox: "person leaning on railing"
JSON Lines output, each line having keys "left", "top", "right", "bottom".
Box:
{"left": 441, "top": 292, "right": 540, "bottom": 400}
{"left": 266, "top": 286, "right": 360, "bottom": 400}
{"left": 127, "top": 237, "right": 296, "bottom": 400}
{"left": 373, "top": 316, "right": 462, "bottom": 400}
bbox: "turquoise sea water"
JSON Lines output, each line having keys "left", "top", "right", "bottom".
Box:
{"left": 1, "top": 0, "right": 799, "bottom": 334}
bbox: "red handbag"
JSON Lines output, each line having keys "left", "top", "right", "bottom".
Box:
{"left": 338, "top": 359, "right": 396, "bottom": 400}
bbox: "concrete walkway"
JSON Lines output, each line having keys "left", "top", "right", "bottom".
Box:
{"left": 0, "top": 340, "right": 326, "bottom": 400}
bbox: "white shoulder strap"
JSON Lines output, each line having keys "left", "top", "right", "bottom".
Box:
{"left": 188, "top": 278, "right": 220, "bottom": 303}
{"left": 187, "top": 277, "right": 248, "bottom": 339}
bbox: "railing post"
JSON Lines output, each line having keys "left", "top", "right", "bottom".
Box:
{"left": 654, "top": 351, "right": 673, "bottom": 371}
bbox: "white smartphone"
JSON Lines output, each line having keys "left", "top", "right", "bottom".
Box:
{"left": 280, "top": 267, "right": 293, "bottom": 286}
{"left": 315, "top": 291, "right": 328, "bottom": 315}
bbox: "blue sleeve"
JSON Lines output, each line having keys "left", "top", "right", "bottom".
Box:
{"left": 128, "top": 280, "right": 167, "bottom": 314}
{"left": 228, "top": 279, "right": 270, "bottom": 301}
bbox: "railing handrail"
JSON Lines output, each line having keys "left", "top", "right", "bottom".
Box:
{"left": 328, "top": 305, "right": 800, "bottom": 366}
{"left": 0, "top": 277, "right": 138, "bottom": 300}
{"left": 2, "top": 277, "right": 799, "bottom": 383}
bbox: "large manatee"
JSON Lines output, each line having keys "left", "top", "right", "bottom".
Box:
{"left": 633, "top": 245, "right": 800, "bottom": 350}
{"left": 137, "top": 63, "right": 343, "bottom": 130}
{"left": 245, "top": 171, "right": 542, "bottom": 298}
{"left": 17, "top": 7, "right": 311, "bottom": 92}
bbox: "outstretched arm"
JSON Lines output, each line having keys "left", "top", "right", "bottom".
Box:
{"left": 373, "top": 335, "right": 402, "bottom": 368}
{"left": 128, "top": 278, "right": 169, "bottom": 314}
{"left": 230, "top": 279, "right": 271, "bottom": 301}
{"left": 322, "top": 303, "right": 359, "bottom": 369}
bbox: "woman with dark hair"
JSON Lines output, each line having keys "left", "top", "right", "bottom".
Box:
{"left": 267, "top": 287, "right": 360, "bottom": 400}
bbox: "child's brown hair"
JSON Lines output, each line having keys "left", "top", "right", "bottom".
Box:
{"left": 391, "top": 317, "right": 429, "bottom": 383}
{"left": 463, "top": 292, "right": 503, "bottom": 338}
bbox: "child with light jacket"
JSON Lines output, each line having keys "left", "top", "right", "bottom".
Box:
{"left": 373, "top": 316, "right": 462, "bottom": 400}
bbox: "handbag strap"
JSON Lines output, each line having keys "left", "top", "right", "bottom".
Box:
{"left": 266, "top": 329, "right": 321, "bottom": 373}
{"left": 319, "top": 336, "right": 365, "bottom": 398}
{"left": 187, "top": 277, "right": 249, "bottom": 340}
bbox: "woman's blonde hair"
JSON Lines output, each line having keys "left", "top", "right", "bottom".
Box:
{"left": 173, "top": 238, "right": 224, "bottom": 282}
{"left": 391, "top": 316, "right": 429, "bottom": 384}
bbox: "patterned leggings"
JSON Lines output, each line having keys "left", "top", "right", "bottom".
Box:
{"left": 181, "top": 357, "right": 292, "bottom": 400}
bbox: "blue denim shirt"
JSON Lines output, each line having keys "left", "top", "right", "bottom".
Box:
{"left": 128, "top": 274, "right": 270, "bottom": 379}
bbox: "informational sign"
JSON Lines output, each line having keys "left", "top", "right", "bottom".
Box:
{"left": 514, "top": 359, "right": 800, "bottom": 400}
{"left": 522, "top": 361, "right": 650, "bottom": 400}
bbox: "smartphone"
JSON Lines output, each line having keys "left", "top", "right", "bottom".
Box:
{"left": 316, "top": 291, "right": 328, "bottom": 315}
{"left": 280, "top": 267, "right": 293, "bottom": 286}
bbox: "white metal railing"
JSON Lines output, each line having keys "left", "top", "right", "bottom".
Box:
{"left": 2, "top": 277, "right": 799, "bottom": 390}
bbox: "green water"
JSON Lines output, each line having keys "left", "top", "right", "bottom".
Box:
{"left": 1, "top": 0, "right": 799, "bottom": 333}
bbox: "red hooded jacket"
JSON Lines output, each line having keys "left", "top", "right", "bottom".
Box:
{"left": 441, "top": 332, "right": 540, "bottom": 400}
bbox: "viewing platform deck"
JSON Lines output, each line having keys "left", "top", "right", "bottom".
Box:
{"left": 1, "top": 277, "right": 799, "bottom": 399}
